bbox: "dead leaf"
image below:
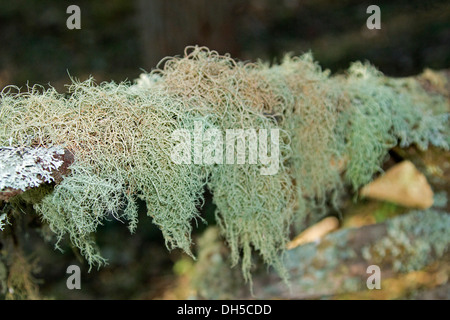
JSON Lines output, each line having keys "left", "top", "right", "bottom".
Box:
{"left": 360, "top": 160, "right": 433, "bottom": 209}
{"left": 287, "top": 216, "right": 340, "bottom": 249}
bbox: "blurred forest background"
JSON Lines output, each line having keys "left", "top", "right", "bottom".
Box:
{"left": 0, "top": 0, "right": 449, "bottom": 299}
{"left": 1, "top": 0, "right": 449, "bottom": 91}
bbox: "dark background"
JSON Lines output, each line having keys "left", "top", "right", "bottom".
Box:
{"left": 0, "top": 0, "right": 449, "bottom": 92}
{"left": 0, "top": 0, "right": 449, "bottom": 299}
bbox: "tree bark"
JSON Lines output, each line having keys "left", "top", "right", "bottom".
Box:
{"left": 192, "top": 209, "right": 449, "bottom": 299}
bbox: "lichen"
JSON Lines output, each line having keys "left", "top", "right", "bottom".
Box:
{"left": 0, "top": 46, "right": 448, "bottom": 283}
{"left": 361, "top": 209, "right": 450, "bottom": 272}
{"left": 433, "top": 191, "right": 448, "bottom": 209}
{"left": 340, "top": 62, "right": 449, "bottom": 191}
{"left": 0, "top": 213, "right": 6, "bottom": 231}
{"left": 0, "top": 146, "right": 65, "bottom": 191}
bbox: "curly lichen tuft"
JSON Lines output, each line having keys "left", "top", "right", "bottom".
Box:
{"left": 0, "top": 46, "right": 448, "bottom": 283}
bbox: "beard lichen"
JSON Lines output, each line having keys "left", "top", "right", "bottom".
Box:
{"left": 0, "top": 46, "right": 448, "bottom": 283}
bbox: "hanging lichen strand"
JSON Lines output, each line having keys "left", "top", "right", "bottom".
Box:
{"left": 0, "top": 47, "right": 448, "bottom": 281}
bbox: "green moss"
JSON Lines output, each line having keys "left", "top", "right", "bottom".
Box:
{"left": 373, "top": 202, "right": 403, "bottom": 223}
{"left": 1, "top": 251, "right": 41, "bottom": 300}
{"left": 10, "top": 183, "right": 54, "bottom": 205}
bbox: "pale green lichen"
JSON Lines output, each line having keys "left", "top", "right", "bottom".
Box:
{"left": 0, "top": 46, "right": 448, "bottom": 283}
{"left": 361, "top": 209, "right": 450, "bottom": 272}
{"left": 340, "top": 62, "right": 449, "bottom": 190}
{"left": 1, "top": 76, "right": 208, "bottom": 268}
{"left": 433, "top": 191, "right": 448, "bottom": 209}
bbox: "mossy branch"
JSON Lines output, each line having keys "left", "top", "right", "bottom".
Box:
{"left": 0, "top": 47, "right": 448, "bottom": 283}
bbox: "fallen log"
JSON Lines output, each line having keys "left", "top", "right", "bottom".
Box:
{"left": 0, "top": 48, "right": 448, "bottom": 292}
{"left": 192, "top": 209, "right": 450, "bottom": 299}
